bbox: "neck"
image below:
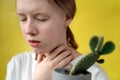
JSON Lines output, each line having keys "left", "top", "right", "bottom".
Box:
{"left": 63, "top": 37, "right": 81, "bottom": 59}
{"left": 67, "top": 46, "right": 81, "bottom": 59}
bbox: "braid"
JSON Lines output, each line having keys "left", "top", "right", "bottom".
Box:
{"left": 66, "top": 27, "right": 78, "bottom": 49}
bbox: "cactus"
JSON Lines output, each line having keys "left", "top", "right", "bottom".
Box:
{"left": 69, "top": 35, "right": 115, "bottom": 75}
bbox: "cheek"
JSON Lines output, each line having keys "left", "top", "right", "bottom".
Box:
{"left": 20, "top": 27, "right": 25, "bottom": 35}
{"left": 42, "top": 25, "right": 66, "bottom": 47}
{"left": 42, "top": 27, "right": 58, "bottom": 40}
{"left": 19, "top": 24, "right": 27, "bottom": 39}
{"left": 42, "top": 23, "right": 65, "bottom": 39}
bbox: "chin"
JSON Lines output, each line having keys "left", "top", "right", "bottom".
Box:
{"left": 32, "top": 47, "right": 51, "bottom": 55}
{"left": 32, "top": 42, "right": 64, "bottom": 54}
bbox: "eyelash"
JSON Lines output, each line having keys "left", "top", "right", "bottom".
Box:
{"left": 19, "top": 17, "right": 48, "bottom": 22}
{"left": 20, "top": 18, "right": 27, "bottom": 21}
{"left": 36, "top": 18, "right": 48, "bottom": 22}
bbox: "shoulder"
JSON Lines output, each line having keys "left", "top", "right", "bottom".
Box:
{"left": 88, "top": 64, "right": 109, "bottom": 80}
{"left": 13, "top": 51, "right": 34, "bottom": 58}
{"left": 7, "top": 52, "right": 35, "bottom": 67}
{"left": 6, "top": 52, "right": 35, "bottom": 80}
{"left": 10, "top": 52, "right": 34, "bottom": 61}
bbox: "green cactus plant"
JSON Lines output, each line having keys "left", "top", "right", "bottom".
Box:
{"left": 69, "top": 35, "right": 115, "bottom": 75}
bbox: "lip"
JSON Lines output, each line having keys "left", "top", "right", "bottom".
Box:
{"left": 28, "top": 40, "right": 41, "bottom": 47}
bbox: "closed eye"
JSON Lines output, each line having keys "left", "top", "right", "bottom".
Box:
{"left": 17, "top": 13, "right": 27, "bottom": 22}
{"left": 20, "top": 18, "right": 27, "bottom": 22}
{"left": 36, "top": 18, "right": 48, "bottom": 21}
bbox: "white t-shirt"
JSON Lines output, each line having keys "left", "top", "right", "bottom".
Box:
{"left": 6, "top": 52, "right": 109, "bottom": 80}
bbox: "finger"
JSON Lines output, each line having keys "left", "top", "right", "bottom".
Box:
{"left": 35, "top": 54, "right": 38, "bottom": 60}
{"left": 55, "top": 54, "right": 73, "bottom": 67}
{"left": 37, "top": 54, "right": 44, "bottom": 63}
{"left": 53, "top": 50, "right": 71, "bottom": 63}
{"left": 50, "top": 44, "right": 64, "bottom": 52}
{"left": 45, "top": 44, "right": 67, "bottom": 61}
{"left": 65, "top": 64, "right": 73, "bottom": 69}
{"left": 45, "top": 44, "right": 63, "bottom": 56}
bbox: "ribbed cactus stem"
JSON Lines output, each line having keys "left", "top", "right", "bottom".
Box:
{"left": 69, "top": 35, "right": 115, "bottom": 76}
{"left": 69, "top": 53, "right": 100, "bottom": 75}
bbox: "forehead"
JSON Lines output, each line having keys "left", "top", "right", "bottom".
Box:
{"left": 16, "top": 0, "right": 59, "bottom": 14}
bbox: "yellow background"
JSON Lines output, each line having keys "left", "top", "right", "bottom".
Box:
{"left": 0, "top": 0, "right": 120, "bottom": 80}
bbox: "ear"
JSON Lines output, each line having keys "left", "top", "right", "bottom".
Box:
{"left": 65, "top": 15, "right": 72, "bottom": 26}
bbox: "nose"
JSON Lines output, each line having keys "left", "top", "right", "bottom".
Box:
{"left": 25, "top": 19, "right": 38, "bottom": 36}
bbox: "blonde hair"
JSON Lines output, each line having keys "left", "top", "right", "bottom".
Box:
{"left": 48, "top": 0, "right": 78, "bottom": 49}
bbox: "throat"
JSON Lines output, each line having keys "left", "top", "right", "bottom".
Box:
{"left": 68, "top": 47, "right": 81, "bottom": 59}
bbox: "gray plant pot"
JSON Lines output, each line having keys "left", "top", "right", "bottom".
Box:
{"left": 52, "top": 68, "right": 91, "bottom": 80}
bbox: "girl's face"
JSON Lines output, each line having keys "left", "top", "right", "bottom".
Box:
{"left": 16, "top": 0, "right": 71, "bottom": 54}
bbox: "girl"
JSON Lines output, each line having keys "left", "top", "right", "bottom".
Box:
{"left": 6, "top": 0, "right": 109, "bottom": 80}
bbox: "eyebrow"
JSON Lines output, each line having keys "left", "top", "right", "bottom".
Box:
{"left": 34, "top": 13, "right": 49, "bottom": 17}
{"left": 16, "top": 12, "right": 25, "bottom": 16}
{"left": 16, "top": 12, "right": 48, "bottom": 16}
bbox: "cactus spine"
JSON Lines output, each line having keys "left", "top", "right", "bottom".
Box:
{"left": 69, "top": 35, "right": 115, "bottom": 75}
